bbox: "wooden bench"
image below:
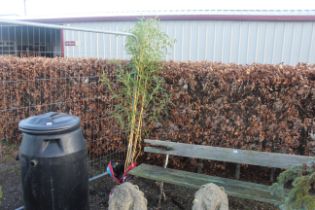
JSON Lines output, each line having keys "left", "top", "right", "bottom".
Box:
{"left": 129, "top": 139, "right": 315, "bottom": 205}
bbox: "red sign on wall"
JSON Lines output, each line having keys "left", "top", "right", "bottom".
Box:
{"left": 65, "top": 41, "right": 76, "bottom": 46}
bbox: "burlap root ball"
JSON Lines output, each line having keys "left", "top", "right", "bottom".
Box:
{"left": 108, "top": 182, "right": 147, "bottom": 210}
{"left": 192, "top": 183, "right": 229, "bottom": 210}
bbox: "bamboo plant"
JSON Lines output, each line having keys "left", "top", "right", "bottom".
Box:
{"left": 102, "top": 19, "right": 173, "bottom": 169}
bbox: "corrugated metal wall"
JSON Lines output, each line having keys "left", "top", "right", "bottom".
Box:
{"left": 63, "top": 20, "right": 315, "bottom": 64}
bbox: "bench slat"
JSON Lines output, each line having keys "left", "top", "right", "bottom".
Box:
{"left": 130, "top": 164, "right": 281, "bottom": 204}
{"left": 144, "top": 139, "right": 314, "bottom": 169}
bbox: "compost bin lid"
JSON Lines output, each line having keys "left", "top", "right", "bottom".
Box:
{"left": 19, "top": 112, "right": 80, "bottom": 135}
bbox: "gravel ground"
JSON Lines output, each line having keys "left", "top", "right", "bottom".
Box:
{"left": 0, "top": 160, "right": 23, "bottom": 210}
{"left": 0, "top": 145, "right": 279, "bottom": 210}
{"left": 88, "top": 173, "right": 279, "bottom": 210}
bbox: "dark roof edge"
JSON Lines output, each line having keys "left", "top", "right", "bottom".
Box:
{"left": 25, "top": 14, "right": 315, "bottom": 23}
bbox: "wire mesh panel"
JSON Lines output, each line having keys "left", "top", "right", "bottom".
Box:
{"left": 0, "top": 58, "right": 126, "bottom": 170}
{"left": 89, "top": 148, "right": 126, "bottom": 210}
{"left": 0, "top": 22, "right": 131, "bottom": 210}
{"left": 0, "top": 18, "right": 134, "bottom": 161}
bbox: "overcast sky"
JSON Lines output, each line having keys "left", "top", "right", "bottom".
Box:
{"left": 1, "top": 0, "right": 315, "bottom": 18}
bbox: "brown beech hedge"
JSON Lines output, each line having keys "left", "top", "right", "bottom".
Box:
{"left": 0, "top": 57, "right": 314, "bottom": 157}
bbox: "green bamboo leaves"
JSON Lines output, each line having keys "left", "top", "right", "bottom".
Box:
{"left": 101, "top": 19, "right": 173, "bottom": 168}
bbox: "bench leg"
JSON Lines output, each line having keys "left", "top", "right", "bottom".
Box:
{"left": 158, "top": 154, "right": 169, "bottom": 208}
{"left": 270, "top": 168, "right": 276, "bottom": 182}
{"left": 235, "top": 164, "right": 241, "bottom": 180}
{"left": 197, "top": 161, "right": 204, "bottom": 173}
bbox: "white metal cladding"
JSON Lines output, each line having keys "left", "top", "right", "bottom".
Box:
{"left": 63, "top": 20, "right": 315, "bottom": 65}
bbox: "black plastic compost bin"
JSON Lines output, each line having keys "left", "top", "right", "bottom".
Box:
{"left": 18, "top": 112, "right": 89, "bottom": 210}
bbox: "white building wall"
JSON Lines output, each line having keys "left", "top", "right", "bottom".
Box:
{"left": 63, "top": 20, "right": 315, "bottom": 65}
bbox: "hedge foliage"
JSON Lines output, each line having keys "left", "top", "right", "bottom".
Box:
{"left": 155, "top": 62, "right": 315, "bottom": 156}
{"left": 0, "top": 57, "right": 314, "bottom": 157}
